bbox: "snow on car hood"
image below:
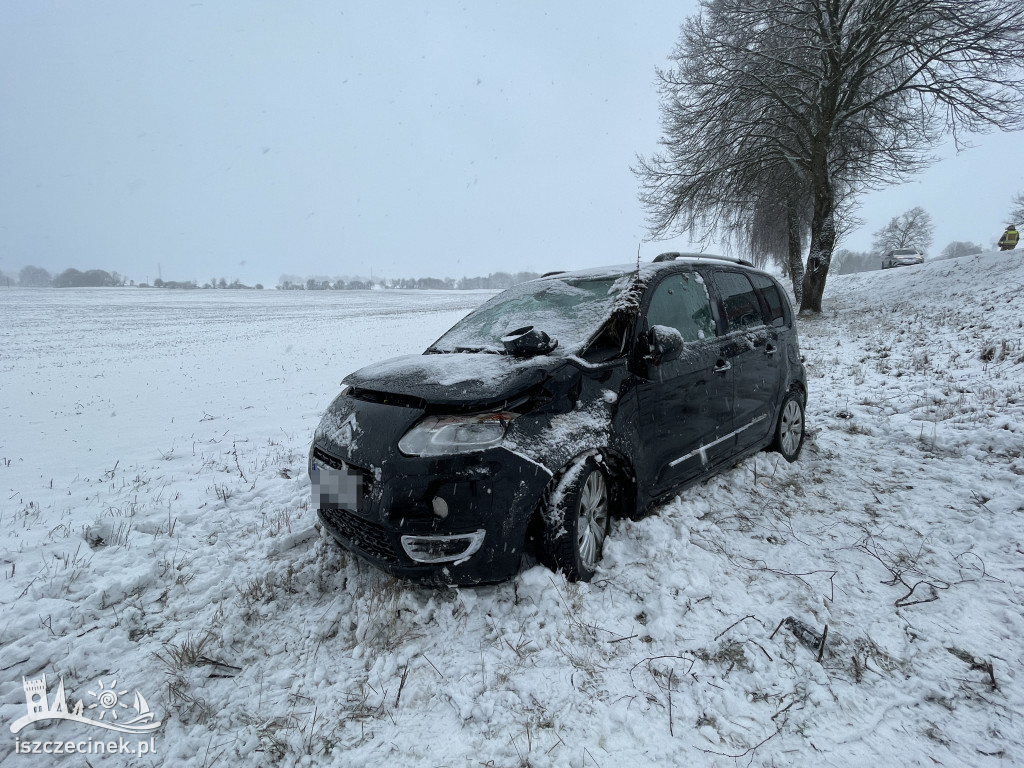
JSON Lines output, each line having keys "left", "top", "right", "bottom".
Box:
{"left": 343, "top": 352, "right": 563, "bottom": 405}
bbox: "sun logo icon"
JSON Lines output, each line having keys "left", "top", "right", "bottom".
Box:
{"left": 87, "top": 679, "right": 129, "bottom": 721}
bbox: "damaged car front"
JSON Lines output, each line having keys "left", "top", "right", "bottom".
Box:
{"left": 309, "top": 270, "right": 639, "bottom": 585}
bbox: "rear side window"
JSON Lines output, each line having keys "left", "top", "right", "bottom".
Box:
{"left": 715, "top": 271, "right": 764, "bottom": 333}
{"left": 748, "top": 273, "right": 787, "bottom": 327}
{"left": 645, "top": 272, "right": 716, "bottom": 342}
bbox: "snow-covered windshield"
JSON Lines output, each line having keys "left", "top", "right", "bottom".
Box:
{"left": 428, "top": 275, "right": 625, "bottom": 354}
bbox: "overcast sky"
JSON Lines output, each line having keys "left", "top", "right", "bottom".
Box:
{"left": 2, "top": 2, "right": 1022, "bottom": 286}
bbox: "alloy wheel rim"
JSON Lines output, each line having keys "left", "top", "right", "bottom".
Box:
{"left": 577, "top": 470, "right": 609, "bottom": 570}
{"left": 780, "top": 399, "right": 803, "bottom": 455}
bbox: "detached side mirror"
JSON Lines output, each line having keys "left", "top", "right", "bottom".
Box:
{"left": 501, "top": 326, "right": 558, "bottom": 357}
{"left": 644, "top": 325, "right": 685, "bottom": 365}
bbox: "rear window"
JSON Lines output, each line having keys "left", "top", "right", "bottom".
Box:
{"left": 714, "top": 271, "right": 764, "bottom": 333}
{"left": 748, "top": 273, "right": 787, "bottom": 327}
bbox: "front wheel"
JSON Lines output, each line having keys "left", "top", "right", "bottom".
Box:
{"left": 539, "top": 457, "right": 612, "bottom": 582}
{"left": 771, "top": 390, "right": 805, "bottom": 462}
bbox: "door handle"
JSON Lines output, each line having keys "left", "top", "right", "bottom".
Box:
{"left": 765, "top": 343, "right": 777, "bottom": 356}
{"left": 713, "top": 360, "right": 732, "bottom": 374}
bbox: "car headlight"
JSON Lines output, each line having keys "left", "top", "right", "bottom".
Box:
{"left": 398, "top": 412, "right": 517, "bottom": 456}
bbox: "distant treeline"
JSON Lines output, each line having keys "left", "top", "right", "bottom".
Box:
{"left": 277, "top": 271, "right": 541, "bottom": 291}
{"left": 5, "top": 266, "right": 135, "bottom": 288}
{"left": 151, "top": 278, "right": 264, "bottom": 290}
{"left": 2, "top": 266, "right": 263, "bottom": 290}
{"left": 1, "top": 265, "right": 540, "bottom": 291}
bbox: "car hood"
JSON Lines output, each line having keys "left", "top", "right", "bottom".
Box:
{"left": 342, "top": 352, "right": 565, "bottom": 406}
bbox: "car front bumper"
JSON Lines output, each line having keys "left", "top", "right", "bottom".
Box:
{"left": 313, "top": 444, "right": 553, "bottom": 585}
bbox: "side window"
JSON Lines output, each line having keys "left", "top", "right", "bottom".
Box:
{"left": 645, "top": 272, "right": 716, "bottom": 342}
{"left": 748, "top": 273, "right": 787, "bottom": 327}
{"left": 715, "top": 271, "right": 764, "bottom": 333}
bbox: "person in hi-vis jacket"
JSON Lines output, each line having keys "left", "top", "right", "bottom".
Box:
{"left": 998, "top": 225, "right": 1019, "bottom": 251}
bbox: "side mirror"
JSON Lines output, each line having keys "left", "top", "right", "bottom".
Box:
{"left": 644, "top": 325, "right": 685, "bottom": 365}
{"left": 501, "top": 326, "right": 558, "bottom": 357}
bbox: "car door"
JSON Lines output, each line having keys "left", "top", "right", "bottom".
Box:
{"left": 710, "top": 269, "right": 779, "bottom": 454}
{"left": 747, "top": 271, "right": 789, "bottom": 444}
{"left": 633, "top": 270, "right": 733, "bottom": 496}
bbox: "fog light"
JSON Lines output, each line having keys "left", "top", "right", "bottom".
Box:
{"left": 400, "top": 530, "right": 485, "bottom": 564}
{"left": 431, "top": 496, "right": 449, "bottom": 519}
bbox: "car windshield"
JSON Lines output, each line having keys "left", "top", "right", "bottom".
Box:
{"left": 428, "top": 275, "right": 626, "bottom": 354}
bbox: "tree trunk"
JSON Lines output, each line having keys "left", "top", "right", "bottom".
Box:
{"left": 786, "top": 204, "right": 805, "bottom": 306}
{"left": 799, "top": 162, "right": 837, "bottom": 314}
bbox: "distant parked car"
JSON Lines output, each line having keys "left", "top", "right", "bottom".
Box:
{"left": 310, "top": 253, "right": 807, "bottom": 585}
{"left": 881, "top": 248, "right": 925, "bottom": 269}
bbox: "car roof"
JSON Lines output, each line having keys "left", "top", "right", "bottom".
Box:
{"left": 533, "top": 253, "right": 768, "bottom": 284}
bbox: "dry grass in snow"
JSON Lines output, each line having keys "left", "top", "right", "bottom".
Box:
{"left": 1, "top": 252, "right": 1022, "bottom": 767}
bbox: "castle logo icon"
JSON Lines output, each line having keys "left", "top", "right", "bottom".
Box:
{"left": 10, "top": 675, "right": 161, "bottom": 735}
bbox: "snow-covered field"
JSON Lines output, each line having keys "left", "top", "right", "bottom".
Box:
{"left": 1, "top": 253, "right": 1022, "bottom": 767}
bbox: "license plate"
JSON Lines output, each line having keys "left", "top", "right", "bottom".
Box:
{"left": 311, "top": 462, "right": 363, "bottom": 510}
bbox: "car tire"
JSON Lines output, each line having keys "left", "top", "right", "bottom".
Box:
{"left": 539, "top": 456, "right": 612, "bottom": 582}
{"left": 771, "top": 390, "right": 805, "bottom": 462}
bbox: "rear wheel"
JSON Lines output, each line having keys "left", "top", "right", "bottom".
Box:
{"left": 540, "top": 456, "right": 611, "bottom": 582}
{"left": 771, "top": 390, "right": 805, "bottom": 462}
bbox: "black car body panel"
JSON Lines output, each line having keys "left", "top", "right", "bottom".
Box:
{"left": 310, "top": 257, "right": 807, "bottom": 585}
{"left": 343, "top": 352, "right": 564, "bottom": 407}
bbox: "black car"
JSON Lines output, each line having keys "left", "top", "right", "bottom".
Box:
{"left": 310, "top": 253, "right": 807, "bottom": 585}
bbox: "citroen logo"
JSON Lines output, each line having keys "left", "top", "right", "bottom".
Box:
{"left": 336, "top": 413, "right": 359, "bottom": 448}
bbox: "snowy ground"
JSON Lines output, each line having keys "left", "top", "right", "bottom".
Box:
{"left": 1, "top": 252, "right": 1022, "bottom": 767}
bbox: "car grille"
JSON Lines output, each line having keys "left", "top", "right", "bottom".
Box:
{"left": 312, "top": 446, "right": 363, "bottom": 474}
{"left": 312, "top": 447, "right": 374, "bottom": 510}
{"left": 312, "top": 447, "right": 397, "bottom": 562}
{"left": 319, "top": 507, "right": 400, "bottom": 564}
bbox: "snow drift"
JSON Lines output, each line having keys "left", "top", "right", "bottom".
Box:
{"left": 0, "top": 252, "right": 1022, "bottom": 766}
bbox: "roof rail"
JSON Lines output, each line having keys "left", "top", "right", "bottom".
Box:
{"left": 653, "top": 251, "right": 754, "bottom": 267}
{"left": 541, "top": 270, "right": 566, "bottom": 278}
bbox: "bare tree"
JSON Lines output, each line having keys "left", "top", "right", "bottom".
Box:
{"left": 871, "top": 207, "right": 935, "bottom": 253}
{"left": 1009, "top": 192, "right": 1024, "bottom": 225}
{"left": 18, "top": 265, "right": 52, "bottom": 287}
{"left": 939, "top": 241, "right": 983, "bottom": 259}
{"left": 741, "top": 181, "right": 860, "bottom": 290}
{"left": 830, "top": 249, "right": 876, "bottom": 274}
{"left": 636, "top": 2, "right": 824, "bottom": 301}
{"left": 639, "top": 0, "right": 1024, "bottom": 313}
{"left": 738, "top": 169, "right": 816, "bottom": 289}
{"left": 745, "top": 192, "right": 808, "bottom": 279}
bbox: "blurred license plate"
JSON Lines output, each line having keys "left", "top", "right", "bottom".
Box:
{"left": 311, "top": 462, "right": 363, "bottom": 510}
